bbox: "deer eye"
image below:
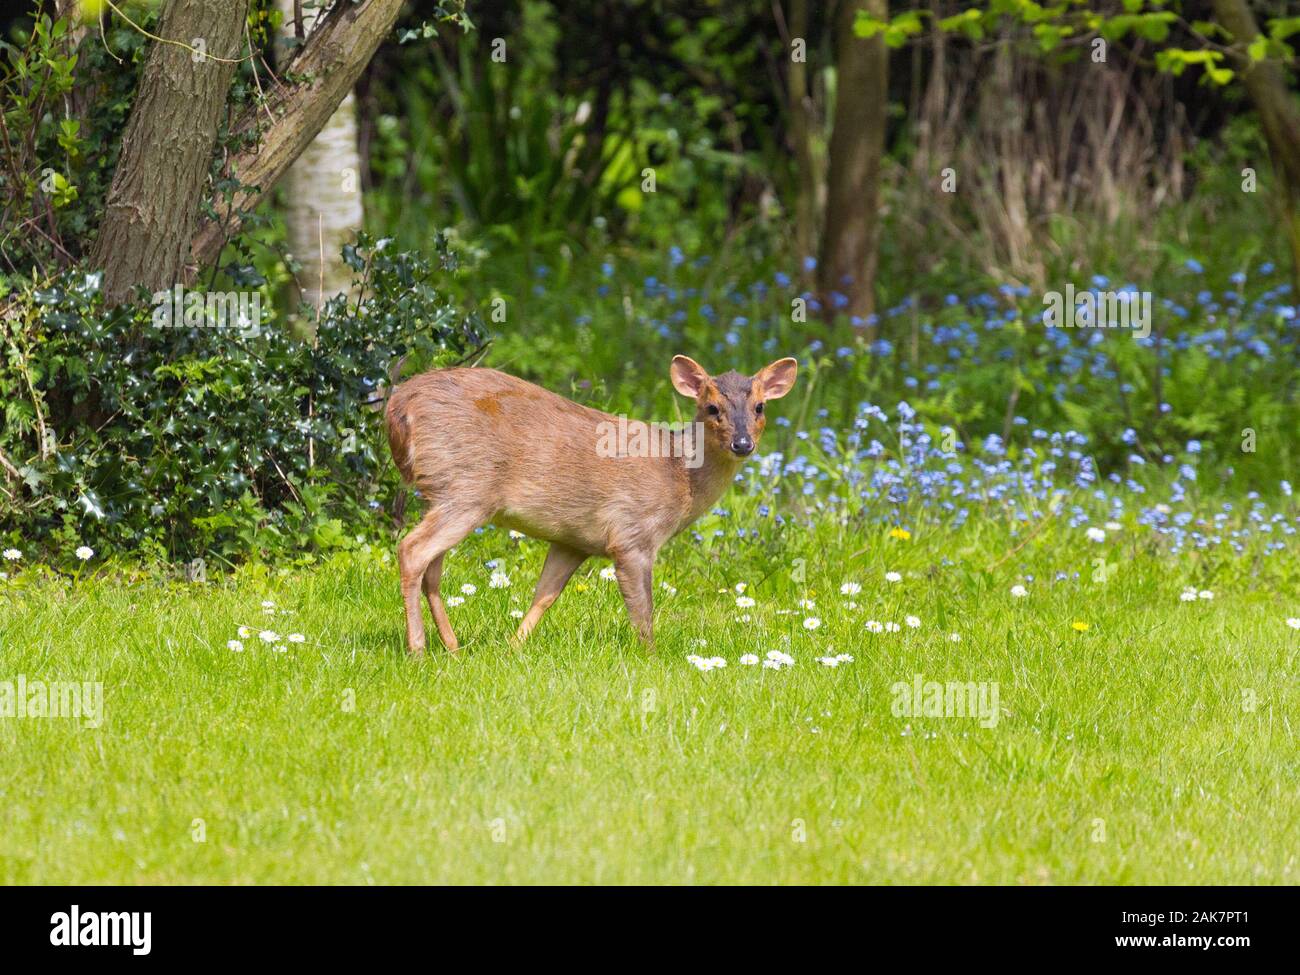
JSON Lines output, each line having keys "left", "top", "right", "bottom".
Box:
{"left": 755, "top": 402, "right": 765, "bottom": 415}
{"left": 706, "top": 404, "right": 720, "bottom": 417}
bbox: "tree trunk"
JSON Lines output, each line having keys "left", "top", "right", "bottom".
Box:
{"left": 89, "top": 0, "right": 249, "bottom": 303}
{"left": 1212, "top": 0, "right": 1300, "bottom": 287}
{"left": 276, "top": 0, "right": 364, "bottom": 314}
{"left": 787, "top": 0, "right": 819, "bottom": 277}
{"left": 819, "top": 0, "right": 888, "bottom": 332}
{"left": 188, "top": 0, "right": 404, "bottom": 276}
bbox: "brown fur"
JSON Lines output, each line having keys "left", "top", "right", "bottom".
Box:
{"left": 385, "top": 355, "right": 797, "bottom": 655}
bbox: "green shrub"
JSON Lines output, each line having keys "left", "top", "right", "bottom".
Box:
{"left": 0, "top": 234, "right": 484, "bottom": 564}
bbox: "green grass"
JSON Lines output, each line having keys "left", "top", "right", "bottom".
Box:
{"left": 1, "top": 522, "right": 1296, "bottom": 885}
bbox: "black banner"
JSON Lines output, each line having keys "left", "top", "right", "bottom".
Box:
{"left": 0, "top": 887, "right": 1283, "bottom": 962}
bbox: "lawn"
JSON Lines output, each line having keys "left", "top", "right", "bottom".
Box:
{"left": 2, "top": 505, "right": 1296, "bottom": 885}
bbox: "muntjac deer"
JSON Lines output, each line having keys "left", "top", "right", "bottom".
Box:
{"left": 385, "top": 355, "right": 797, "bottom": 655}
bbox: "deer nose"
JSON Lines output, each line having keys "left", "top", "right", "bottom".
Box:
{"left": 730, "top": 435, "right": 754, "bottom": 456}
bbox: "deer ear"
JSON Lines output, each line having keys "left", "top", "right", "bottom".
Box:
{"left": 670, "top": 355, "right": 710, "bottom": 398}
{"left": 754, "top": 357, "right": 798, "bottom": 400}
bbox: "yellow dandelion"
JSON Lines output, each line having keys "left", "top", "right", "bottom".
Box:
{"left": 889, "top": 527, "right": 911, "bottom": 540}
{"left": 1071, "top": 621, "right": 1089, "bottom": 633}
{"left": 574, "top": 583, "right": 589, "bottom": 593}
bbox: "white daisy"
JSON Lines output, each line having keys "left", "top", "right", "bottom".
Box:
{"left": 736, "top": 595, "right": 756, "bottom": 609}
{"left": 739, "top": 654, "right": 759, "bottom": 665}
{"left": 1179, "top": 587, "right": 1198, "bottom": 602}
{"left": 1287, "top": 618, "right": 1300, "bottom": 630}
{"left": 905, "top": 615, "right": 921, "bottom": 628}
{"left": 840, "top": 582, "right": 861, "bottom": 596}
{"left": 446, "top": 595, "right": 465, "bottom": 607}
{"left": 288, "top": 633, "right": 306, "bottom": 643}
{"left": 885, "top": 571, "right": 902, "bottom": 583}
{"left": 461, "top": 583, "right": 477, "bottom": 595}
{"left": 237, "top": 626, "right": 251, "bottom": 638}
{"left": 950, "top": 633, "right": 962, "bottom": 642}
{"left": 884, "top": 621, "right": 901, "bottom": 633}
{"left": 75, "top": 545, "right": 94, "bottom": 561}
{"left": 258, "top": 630, "right": 280, "bottom": 643}
{"left": 817, "top": 656, "right": 841, "bottom": 667}
{"left": 660, "top": 581, "right": 677, "bottom": 595}
{"left": 1085, "top": 527, "right": 1106, "bottom": 543}
{"left": 735, "top": 582, "right": 747, "bottom": 594}
{"left": 489, "top": 571, "right": 511, "bottom": 588}
{"left": 1197, "top": 590, "right": 1214, "bottom": 600}
{"left": 509, "top": 609, "right": 524, "bottom": 619}
{"left": 227, "top": 640, "right": 244, "bottom": 653}
{"left": 600, "top": 566, "right": 618, "bottom": 581}
{"left": 2, "top": 549, "right": 19, "bottom": 561}
{"left": 1011, "top": 584, "right": 1028, "bottom": 598}
{"left": 797, "top": 598, "right": 816, "bottom": 609}
{"left": 865, "top": 620, "right": 883, "bottom": 633}
{"left": 803, "top": 616, "right": 821, "bottom": 630}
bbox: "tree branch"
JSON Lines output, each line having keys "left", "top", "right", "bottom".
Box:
{"left": 186, "top": 0, "right": 403, "bottom": 277}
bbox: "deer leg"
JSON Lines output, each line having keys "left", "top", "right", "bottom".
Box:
{"left": 398, "top": 507, "right": 479, "bottom": 656}
{"left": 612, "top": 551, "right": 656, "bottom": 650}
{"left": 422, "top": 555, "right": 456, "bottom": 652}
{"left": 513, "top": 543, "right": 586, "bottom": 644}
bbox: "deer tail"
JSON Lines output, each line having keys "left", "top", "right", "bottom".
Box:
{"left": 385, "top": 393, "right": 416, "bottom": 484}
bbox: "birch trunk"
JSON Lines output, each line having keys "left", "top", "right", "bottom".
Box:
{"left": 276, "top": 0, "right": 364, "bottom": 313}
